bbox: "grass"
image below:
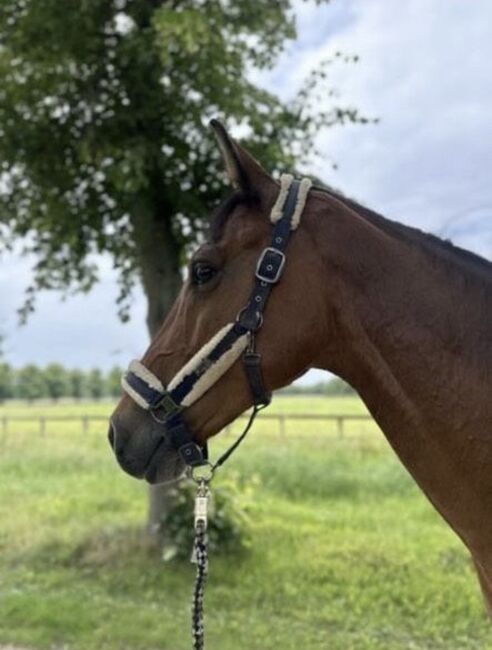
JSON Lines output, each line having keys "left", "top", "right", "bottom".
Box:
{"left": 0, "top": 397, "right": 490, "bottom": 649}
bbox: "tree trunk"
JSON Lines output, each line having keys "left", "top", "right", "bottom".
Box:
{"left": 131, "top": 197, "right": 182, "bottom": 545}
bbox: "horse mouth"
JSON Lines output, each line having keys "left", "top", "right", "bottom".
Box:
{"left": 143, "top": 437, "right": 185, "bottom": 484}
{"left": 108, "top": 418, "right": 185, "bottom": 485}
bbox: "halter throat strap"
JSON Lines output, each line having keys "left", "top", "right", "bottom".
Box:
{"left": 121, "top": 174, "right": 312, "bottom": 469}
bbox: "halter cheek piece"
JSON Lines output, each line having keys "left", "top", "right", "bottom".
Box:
{"left": 121, "top": 174, "right": 312, "bottom": 470}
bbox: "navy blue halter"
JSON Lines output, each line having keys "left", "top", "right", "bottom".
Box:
{"left": 122, "top": 179, "right": 302, "bottom": 468}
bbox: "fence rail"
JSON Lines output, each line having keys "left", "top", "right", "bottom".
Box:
{"left": 0, "top": 413, "right": 375, "bottom": 439}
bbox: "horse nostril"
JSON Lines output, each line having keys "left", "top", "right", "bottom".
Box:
{"left": 108, "top": 419, "right": 127, "bottom": 463}
{"left": 107, "top": 416, "right": 149, "bottom": 479}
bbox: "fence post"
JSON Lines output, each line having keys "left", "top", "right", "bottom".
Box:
{"left": 39, "top": 417, "right": 46, "bottom": 437}
{"left": 1, "top": 416, "right": 7, "bottom": 438}
{"left": 336, "top": 416, "right": 344, "bottom": 439}
{"left": 82, "top": 416, "right": 89, "bottom": 435}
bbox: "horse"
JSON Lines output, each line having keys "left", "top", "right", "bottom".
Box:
{"left": 109, "top": 120, "right": 492, "bottom": 611}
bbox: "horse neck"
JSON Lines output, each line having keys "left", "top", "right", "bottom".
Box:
{"left": 311, "top": 192, "right": 492, "bottom": 550}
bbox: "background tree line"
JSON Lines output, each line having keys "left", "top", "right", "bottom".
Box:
{"left": 278, "top": 378, "right": 356, "bottom": 397}
{"left": 0, "top": 362, "right": 354, "bottom": 402}
{"left": 0, "top": 363, "right": 123, "bottom": 402}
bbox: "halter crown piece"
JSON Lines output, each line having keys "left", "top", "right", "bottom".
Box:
{"left": 121, "top": 174, "right": 312, "bottom": 470}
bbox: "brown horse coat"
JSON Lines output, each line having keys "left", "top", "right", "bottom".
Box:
{"left": 110, "top": 122, "right": 492, "bottom": 610}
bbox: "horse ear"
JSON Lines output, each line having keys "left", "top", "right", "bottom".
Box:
{"left": 210, "top": 119, "right": 275, "bottom": 196}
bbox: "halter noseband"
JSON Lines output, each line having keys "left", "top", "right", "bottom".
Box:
{"left": 121, "top": 174, "right": 312, "bottom": 470}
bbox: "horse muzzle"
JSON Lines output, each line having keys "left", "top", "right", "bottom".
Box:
{"left": 108, "top": 414, "right": 185, "bottom": 484}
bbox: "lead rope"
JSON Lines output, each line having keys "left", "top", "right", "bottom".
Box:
{"left": 189, "top": 404, "right": 264, "bottom": 649}
{"left": 191, "top": 479, "right": 209, "bottom": 650}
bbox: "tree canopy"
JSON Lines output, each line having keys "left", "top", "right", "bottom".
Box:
{"left": 0, "top": 0, "right": 369, "bottom": 324}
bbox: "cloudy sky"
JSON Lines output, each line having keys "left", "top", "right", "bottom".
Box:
{"left": 1, "top": 0, "right": 491, "bottom": 382}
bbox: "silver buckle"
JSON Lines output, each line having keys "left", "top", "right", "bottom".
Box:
{"left": 255, "top": 247, "right": 286, "bottom": 284}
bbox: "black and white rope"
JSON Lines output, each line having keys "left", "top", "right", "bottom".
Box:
{"left": 191, "top": 522, "right": 208, "bottom": 650}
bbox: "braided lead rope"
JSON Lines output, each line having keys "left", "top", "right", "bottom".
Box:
{"left": 191, "top": 481, "right": 209, "bottom": 650}
{"left": 188, "top": 404, "right": 264, "bottom": 648}
{"left": 191, "top": 522, "right": 208, "bottom": 650}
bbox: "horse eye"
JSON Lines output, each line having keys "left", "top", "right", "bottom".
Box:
{"left": 191, "top": 261, "right": 217, "bottom": 286}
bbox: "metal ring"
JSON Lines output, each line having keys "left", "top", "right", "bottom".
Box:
{"left": 190, "top": 462, "right": 214, "bottom": 484}
{"left": 236, "top": 307, "right": 263, "bottom": 331}
{"left": 235, "top": 305, "right": 247, "bottom": 322}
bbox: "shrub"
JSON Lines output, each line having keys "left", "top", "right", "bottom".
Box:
{"left": 162, "top": 473, "right": 257, "bottom": 561}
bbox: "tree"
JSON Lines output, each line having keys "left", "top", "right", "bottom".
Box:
{"left": 69, "top": 369, "right": 88, "bottom": 400}
{"left": 87, "top": 369, "right": 105, "bottom": 400}
{"left": 107, "top": 366, "right": 124, "bottom": 399}
{"left": 0, "top": 0, "right": 370, "bottom": 537}
{"left": 0, "top": 363, "right": 14, "bottom": 401}
{"left": 16, "top": 364, "right": 46, "bottom": 402}
{"left": 43, "top": 363, "right": 70, "bottom": 401}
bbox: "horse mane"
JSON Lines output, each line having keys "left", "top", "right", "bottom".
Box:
{"left": 209, "top": 181, "right": 492, "bottom": 284}
{"left": 317, "top": 186, "right": 492, "bottom": 282}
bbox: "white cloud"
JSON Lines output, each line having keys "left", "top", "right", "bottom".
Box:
{"left": 287, "top": 0, "right": 492, "bottom": 239}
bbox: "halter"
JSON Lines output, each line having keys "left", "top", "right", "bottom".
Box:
{"left": 121, "top": 174, "right": 312, "bottom": 471}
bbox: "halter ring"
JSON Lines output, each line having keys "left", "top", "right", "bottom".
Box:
{"left": 190, "top": 462, "right": 214, "bottom": 484}
{"left": 236, "top": 307, "right": 263, "bottom": 332}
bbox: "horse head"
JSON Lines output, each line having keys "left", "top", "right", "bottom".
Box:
{"left": 109, "top": 121, "right": 328, "bottom": 483}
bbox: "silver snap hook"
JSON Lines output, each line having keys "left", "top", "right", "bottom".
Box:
{"left": 190, "top": 462, "right": 214, "bottom": 484}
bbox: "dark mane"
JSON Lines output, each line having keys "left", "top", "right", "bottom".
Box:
{"left": 210, "top": 182, "right": 491, "bottom": 282}
{"left": 318, "top": 186, "right": 492, "bottom": 281}
{"left": 209, "top": 190, "right": 258, "bottom": 242}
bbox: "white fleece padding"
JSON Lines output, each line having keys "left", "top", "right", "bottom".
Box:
{"left": 290, "top": 177, "right": 312, "bottom": 230}
{"left": 121, "top": 326, "right": 249, "bottom": 410}
{"left": 167, "top": 322, "right": 250, "bottom": 407}
{"left": 130, "top": 359, "right": 165, "bottom": 391}
{"left": 167, "top": 323, "right": 234, "bottom": 392}
{"left": 270, "top": 173, "right": 311, "bottom": 230}
{"left": 121, "top": 360, "right": 166, "bottom": 410}
{"left": 178, "top": 332, "right": 249, "bottom": 407}
{"left": 121, "top": 378, "right": 151, "bottom": 410}
{"left": 270, "top": 173, "right": 294, "bottom": 224}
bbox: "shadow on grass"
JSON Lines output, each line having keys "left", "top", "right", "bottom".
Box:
{"left": 16, "top": 525, "right": 163, "bottom": 573}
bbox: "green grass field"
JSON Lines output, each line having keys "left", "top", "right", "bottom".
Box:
{"left": 0, "top": 397, "right": 490, "bottom": 649}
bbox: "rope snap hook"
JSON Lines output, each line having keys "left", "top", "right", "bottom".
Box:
{"left": 189, "top": 462, "right": 214, "bottom": 485}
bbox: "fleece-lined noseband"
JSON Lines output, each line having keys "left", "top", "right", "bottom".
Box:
{"left": 121, "top": 174, "right": 312, "bottom": 469}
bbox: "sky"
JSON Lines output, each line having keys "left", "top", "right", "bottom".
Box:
{"left": 1, "top": 0, "right": 491, "bottom": 382}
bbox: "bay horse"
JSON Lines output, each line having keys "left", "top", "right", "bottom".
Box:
{"left": 110, "top": 120, "right": 492, "bottom": 611}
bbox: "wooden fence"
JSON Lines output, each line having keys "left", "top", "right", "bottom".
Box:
{"left": 0, "top": 413, "right": 375, "bottom": 439}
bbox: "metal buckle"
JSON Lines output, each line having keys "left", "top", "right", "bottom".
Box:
{"left": 255, "top": 247, "right": 286, "bottom": 284}
{"left": 153, "top": 391, "right": 181, "bottom": 417}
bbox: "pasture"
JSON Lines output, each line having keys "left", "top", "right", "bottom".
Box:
{"left": 0, "top": 396, "right": 490, "bottom": 649}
